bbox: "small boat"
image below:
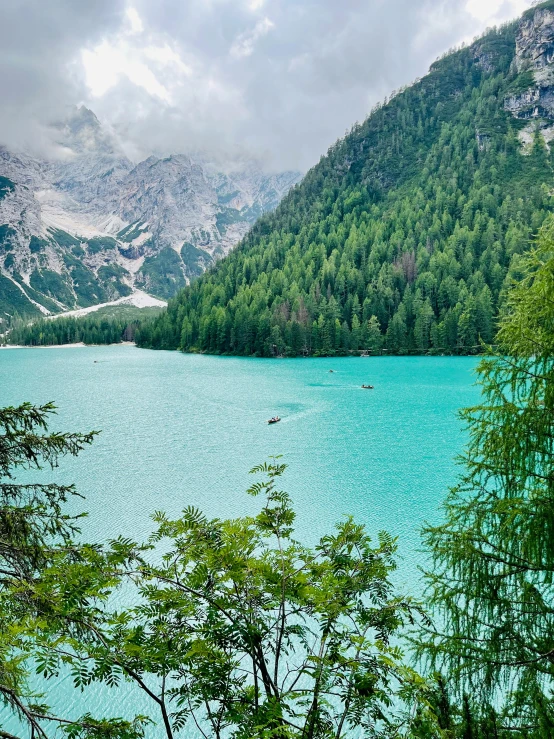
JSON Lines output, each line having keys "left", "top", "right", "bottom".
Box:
{"left": 361, "top": 385, "right": 374, "bottom": 390}
{"left": 329, "top": 370, "right": 334, "bottom": 373}
{"left": 267, "top": 416, "right": 281, "bottom": 424}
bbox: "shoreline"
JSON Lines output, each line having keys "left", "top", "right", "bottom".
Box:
{"left": 0, "top": 343, "right": 481, "bottom": 357}
{"left": 0, "top": 341, "right": 136, "bottom": 350}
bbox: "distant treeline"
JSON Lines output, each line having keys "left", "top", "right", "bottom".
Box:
{"left": 7, "top": 314, "right": 143, "bottom": 346}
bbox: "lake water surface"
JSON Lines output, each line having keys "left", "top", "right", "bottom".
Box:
{"left": 0, "top": 347, "right": 479, "bottom": 733}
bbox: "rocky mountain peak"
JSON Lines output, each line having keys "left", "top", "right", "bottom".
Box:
{"left": 69, "top": 106, "right": 101, "bottom": 132}
{"left": 52, "top": 106, "right": 118, "bottom": 157}
{"left": 504, "top": 3, "right": 554, "bottom": 146}
{"left": 516, "top": 4, "right": 554, "bottom": 72}
{"left": 0, "top": 108, "right": 302, "bottom": 320}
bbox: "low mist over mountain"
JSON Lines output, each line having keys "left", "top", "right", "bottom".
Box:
{"left": 139, "top": 1, "right": 554, "bottom": 357}
{"left": 0, "top": 106, "right": 300, "bottom": 320}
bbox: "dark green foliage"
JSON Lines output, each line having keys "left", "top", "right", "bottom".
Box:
{"left": 0, "top": 225, "right": 16, "bottom": 250}
{"left": 48, "top": 228, "right": 81, "bottom": 249}
{"left": 116, "top": 221, "right": 146, "bottom": 243}
{"left": 86, "top": 237, "right": 118, "bottom": 254}
{"left": 523, "top": 0, "right": 554, "bottom": 19}
{"left": 63, "top": 254, "right": 108, "bottom": 307}
{"left": 136, "top": 247, "right": 186, "bottom": 300}
{"left": 80, "top": 304, "right": 162, "bottom": 322}
{"left": 97, "top": 264, "right": 128, "bottom": 280}
{"left": 505, "top": 69, "right": 536, "bottom": 96}
{"left": 138, "top": 20, "right": 554, "bottom": 357}
{"left": 217, "top": 189, "right": 241, "bottom": 205}
{"left": 420, "top": 217, "right": 554, "bottom": 735}
{"left": 215, "top": 207, "right": 244, "bottom": 234}
{"left": 7, "top": 306, "right": 161, "bottom": 346}
{"left": 10, "top": 272, "right": 62, "bottom": 314}
{"left": 180, "top": 242, "right": 212, "bottom": 278}
{"left": 0, "top": 176, "right": 15, "bottom": 201}
{"left": 0, "top": 402, "right": 96, "bottom": 577}
{"left": 0, "top": 274, "right": 40, "bottom": 323}
{"left": 67, "top": 459, "right": 432, "bottom": 738}
{"left": 410, "top": 675, "right": 510, "bottom": 738}
{"left": 29, "top": 236, "right": 49, "bottom": 254}
{"left": 30, "top": 269, "right": 76, "bottom": 308}
{"left": 97, "top": 264, "right": 132, "bottom": 298}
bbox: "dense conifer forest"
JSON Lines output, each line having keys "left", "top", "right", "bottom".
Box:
{"left": 137, "top": 10, "right": 554, "bottom": 356}
{"left": 3, "top": 217, "right": 554, "bottom": 736}
{"left": 5, "top": 306, "right": 162, "bottom": 346}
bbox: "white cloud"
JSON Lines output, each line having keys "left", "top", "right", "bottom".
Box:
{"left": 126, "top": 6, "right": 143, "bottom": 34}
{"left": 143, "top": 44, "right": 192, "bottom": 76}
{"left": 81, "top": 44, "right": 119, "bottom": 97}
{"left": 230, "top": 17, "right": 274, "bottom": 59}
{"left": 465, "top": 0, "right": 531, "bottom": 25}
{"left": 82, "top": 41, "right": 171, "bottom": 101}
{"left": 0, "top": 0, "right": 539, "bottom": 168}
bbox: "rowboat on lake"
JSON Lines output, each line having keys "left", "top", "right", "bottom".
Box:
{"left": 268, "top": 416, "right": 281, "bottom": 424}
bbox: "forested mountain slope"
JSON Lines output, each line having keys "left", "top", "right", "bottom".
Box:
{"left": 138, "top": 2, "right": 554, "bottom": 356}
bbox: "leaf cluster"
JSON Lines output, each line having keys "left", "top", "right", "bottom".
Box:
{"left": 419, "top": 216, "right": 554, "bottom": 734}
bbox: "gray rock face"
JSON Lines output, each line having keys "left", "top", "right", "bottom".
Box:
{"left": 504, "top": 7, "right": 554, "bottom": 127}
{"left": 515, "top": 7, "right": 554, "bottom": 72}
{"left": 116, "top": 155, "right": 241, "bottom": 258}
{"left": 504, "top": 86, "right": 543, "bottom": 117}
{"left": 472, "top": 43, "right": 496, "bottom": 73}
{"left": 0, "top": 107, "right": 301, "bottom": 319}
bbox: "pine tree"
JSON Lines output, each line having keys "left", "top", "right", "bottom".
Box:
{"left": 420, "top": 217, "right": 554, "bottom": 735}
{"left": 0, "top": 403, "right": 147, "bottom": 738}
{"left": 365, "top": 315, "right": 383, "bottom": 352}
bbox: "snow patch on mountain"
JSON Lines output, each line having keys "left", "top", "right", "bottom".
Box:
{"left": 0, "top": 106, "right": 302, "bottom": 320}
{"left": 52, "top": 289, "right": 166, "bottom": 319}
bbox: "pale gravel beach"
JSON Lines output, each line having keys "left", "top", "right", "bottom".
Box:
{"left": 0, "top": 343, "right": 87, "bottom": 349}
{"left": 50, "top": 290, "right": 166, "bottom": 320}
{"left": 0, "top": 342, "right": 136, "bottom": 350}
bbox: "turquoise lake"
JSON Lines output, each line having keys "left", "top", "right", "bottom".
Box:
{"left": 0, "top": 346, "right": 479, "bottom": 733}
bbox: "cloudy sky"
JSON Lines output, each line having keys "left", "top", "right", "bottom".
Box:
{"left": 0, "top": 0, "right": 533, "bottom": 170}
